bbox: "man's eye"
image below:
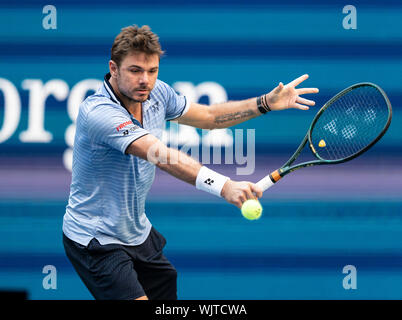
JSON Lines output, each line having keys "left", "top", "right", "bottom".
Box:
{"left": 130, "top": 69, "right": 140, "bottom": 73}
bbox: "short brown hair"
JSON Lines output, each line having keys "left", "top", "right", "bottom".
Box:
{"left": 111, "top": 25, "right": 164, "bottom": 66}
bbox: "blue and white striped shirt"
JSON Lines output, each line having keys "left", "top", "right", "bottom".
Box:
{"left": 63, "top": 73, "right": 188, "bottom": 246}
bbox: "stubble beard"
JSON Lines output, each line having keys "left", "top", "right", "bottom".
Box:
{"left": 117, "top": 75, "right": 150, "bottom": 103}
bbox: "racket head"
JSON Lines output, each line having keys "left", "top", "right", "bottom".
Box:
{"left": 307, "top": 83, "right": 392, "bottom": 163}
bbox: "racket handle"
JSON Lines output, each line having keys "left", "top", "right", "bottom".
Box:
{"left": 256, "top": 176, "right": 274, "bottom": 192}
{"left": 256, "top": 170, "right": 282, "bottom": 192}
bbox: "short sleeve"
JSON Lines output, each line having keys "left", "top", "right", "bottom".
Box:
{"left": 161, "top": 81, "right": 189, "bottom": 121}
{"left": 87, "top": 104, "right": 149, "bottom": 154}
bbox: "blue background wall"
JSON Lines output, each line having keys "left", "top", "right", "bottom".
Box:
{"left": 0, "top": 0, "right": 401, "bottom": 299}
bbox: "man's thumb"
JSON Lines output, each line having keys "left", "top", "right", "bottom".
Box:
{"left": 274, "top": 82, "right": 284, "bottom": 93}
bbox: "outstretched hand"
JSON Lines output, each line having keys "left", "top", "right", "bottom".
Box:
{"left": 265, "top": 74, "right": 319, "bottom": 111}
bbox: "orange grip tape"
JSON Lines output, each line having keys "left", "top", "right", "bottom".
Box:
{"left": 271, "top": 170, "right": 282, "bottom": 182}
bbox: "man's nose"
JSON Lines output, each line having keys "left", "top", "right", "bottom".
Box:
{"left": 139, "top": 72, "right": 149, "bottom": 85}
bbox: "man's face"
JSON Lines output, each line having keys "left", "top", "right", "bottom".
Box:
{"left": 111, "top": 51, "right": 159, "bottom": 103}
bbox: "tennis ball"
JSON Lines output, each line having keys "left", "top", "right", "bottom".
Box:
{"left": 241, "top": 199, "right": 263, "bottom": 220}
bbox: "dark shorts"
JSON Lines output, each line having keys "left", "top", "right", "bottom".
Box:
{"left": 63, "top": 227, "right": 177, "bottom": 300}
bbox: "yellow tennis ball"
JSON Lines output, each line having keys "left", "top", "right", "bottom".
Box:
{"left": 241, "top": 199, "right": 263, "bottom": 220}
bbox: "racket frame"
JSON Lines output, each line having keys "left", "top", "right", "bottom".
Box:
{"left": 257, "top": 82, "right": 393, "bottom": 191}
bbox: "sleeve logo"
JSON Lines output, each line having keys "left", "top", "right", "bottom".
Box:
{"left": 116, "top": 121, "right": 133, "bottom": 132}
{"left": 120, "top": 124, "right": 140, "bottom": 136}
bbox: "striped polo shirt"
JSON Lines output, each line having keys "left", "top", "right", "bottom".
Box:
{"left": 62, "top": 73, "right": 189, "bottom": 246}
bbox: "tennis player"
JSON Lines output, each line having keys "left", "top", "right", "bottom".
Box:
{"left": 62, "top": 25, "right": 319, "bottom": 300}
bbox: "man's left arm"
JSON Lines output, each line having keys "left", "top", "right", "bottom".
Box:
{"left": 177, "top": 74, "right": 319, "bottom": 129}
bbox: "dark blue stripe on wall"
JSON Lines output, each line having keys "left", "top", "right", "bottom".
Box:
{"left": 146, "top": 41, "right": 402, "bottom": 60}
{"left": 173, "top": 252, "right": 402, "bottom": 272}
{"left": 2, "top": 41, "right": 402, "bottom": 59}
{"left": 1, "top": 0, "right": 402, "bottom": 8}
{"left": 1, "top": 252, "right": 402, "bottom": 272}
{"left": 1, "top": 200, "right": 401, "bottom": 219}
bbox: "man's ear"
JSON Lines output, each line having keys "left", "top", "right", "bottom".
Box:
{"left": 109, "top": 60, "right": 119, "bottom": 78}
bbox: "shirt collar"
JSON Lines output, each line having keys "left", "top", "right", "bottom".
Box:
{"left": 103, "top": 73, "right": 126, "bottom": 107}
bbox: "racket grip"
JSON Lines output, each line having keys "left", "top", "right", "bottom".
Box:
{"left": 256, "top": 176, "right": 274, "bottom": 192}
{"left": 256, "top": 170, "right": 282, "bottom": 192}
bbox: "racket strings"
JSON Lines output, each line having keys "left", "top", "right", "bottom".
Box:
{"left": 311, "top": 85, "right": 390, "bottom": 161}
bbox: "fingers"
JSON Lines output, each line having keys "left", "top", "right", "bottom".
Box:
{"left": 296, "top": 96, "right": 315, "bottom": 106}
{"left": 234, "top": 190, "right": 248, "bottom": 209}
{"left": 238, "top": 183, "right": 263, "bottom": 208}
{"left": 231, "top": 198, "right": 243, "bottom": 209}
{"left": 250, "top": 183, "right": 263, "bottom": 199}
{"left": 234, "top": 200, "right": 243, "bottom": 209}
{"left": 243, "top": 182, "right": 263, "bottom": 200}
{"left": 233, "top": 184, "right": 253, "bottom": 206}
{"left": 225, "top": 181, "right": 263, "bottom": 209}
{"left": 292, "top": 103, "right": 310, "bottom": 110}
{"left": 287, "top": 74, "right": 309, "bottom": 88}
{"left": 296, "top": 87, "right": 319, "bottom": 95}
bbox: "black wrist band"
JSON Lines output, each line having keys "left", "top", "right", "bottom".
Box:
{"left": 262, "top": 95, "right": 272, "bottom": 112}
{"left": 257, "top": 95, "right": 270, "bottom": 114}
{"left": 256, "top": 96, "right": 267, "bottom": 114}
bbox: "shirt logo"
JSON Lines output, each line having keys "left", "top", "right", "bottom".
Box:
{"left": 116, "top": 121, "right": 133, "bottom": 132}
{"left": 151, "top": 102, "right": 160, "bottom": 112}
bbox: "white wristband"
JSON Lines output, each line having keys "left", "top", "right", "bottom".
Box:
{"left": 195, "top": 166, "right": 230, "bottom": 198}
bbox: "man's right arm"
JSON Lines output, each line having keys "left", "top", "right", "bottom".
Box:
{"left": 126, "top": 134, "right": 263, "bottom": 208}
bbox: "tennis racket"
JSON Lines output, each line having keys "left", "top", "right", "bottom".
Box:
{"left": 254, "top": 82, "right": 392, "bottom": 193}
